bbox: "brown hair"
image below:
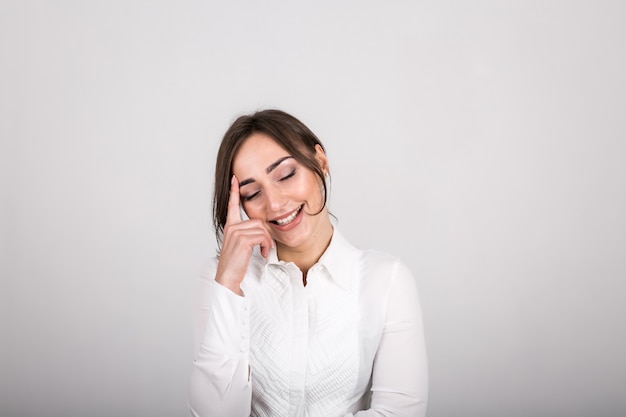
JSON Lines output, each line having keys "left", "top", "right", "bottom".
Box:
{"left": 213, "top": 109, "right": 328, "bottom": 244}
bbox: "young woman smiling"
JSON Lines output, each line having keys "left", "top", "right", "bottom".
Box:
{"left": 188, "top": 110, "right": 428, "bottom": 417}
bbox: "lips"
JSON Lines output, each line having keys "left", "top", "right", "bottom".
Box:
{"left": 270, "top": 205, "right": 303, "bottom": 226}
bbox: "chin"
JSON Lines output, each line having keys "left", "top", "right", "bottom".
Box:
{"left": 274, "top": 228, "right": 312, "bottom": 249}
{"left": 275, "top": 236, "right": 306, "bottom": 249}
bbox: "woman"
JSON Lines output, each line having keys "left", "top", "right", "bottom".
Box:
{"left": 188, "top": 109, "right": 428, "bottom": 416}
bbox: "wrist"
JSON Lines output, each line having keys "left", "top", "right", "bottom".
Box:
{"left": 215, "top": 276, "right": 243, "bottom": 296}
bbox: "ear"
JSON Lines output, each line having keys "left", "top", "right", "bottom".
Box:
{"left": 314, "top": 144, "right": 329, "bottom": 174}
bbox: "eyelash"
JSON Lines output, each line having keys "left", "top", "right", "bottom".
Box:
{"left": 241, "top": 169, "right": 296, "bottom": 202}
{"left": 241, "top": 192, "right": 259, "bottom": 202}
{"left": 279, "top": 169, "right": 296, "bottom": 182}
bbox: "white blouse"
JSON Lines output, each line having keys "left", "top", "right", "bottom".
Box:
{"left": 188, "top": 229, "right": 428, "bottom": 417}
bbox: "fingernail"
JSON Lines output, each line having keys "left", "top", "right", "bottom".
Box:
{"left": 231, "top": 175, "right": 235, "bottom": 185}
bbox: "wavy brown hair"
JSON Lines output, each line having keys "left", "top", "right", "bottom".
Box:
{"left": 213, "top": 109, "right": 328, "bottom": 245}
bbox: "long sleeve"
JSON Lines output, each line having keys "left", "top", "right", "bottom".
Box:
{"left": 352, "top": 260, "right": 429, "bottom": 417}
{"left": 188, "top": 269, "right": 252, "bottom": 417}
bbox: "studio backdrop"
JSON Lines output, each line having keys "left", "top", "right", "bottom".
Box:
{"left": 2, "top": 1, "right": 625, "bottom": 416}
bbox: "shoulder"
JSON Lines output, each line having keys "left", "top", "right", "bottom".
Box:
{"left": 355, "top": 249, "right": 419, "bottom": 301}
{"left": 356, "top": 250, "right": 424, "bottom": 332}
{"left": 329, "top": 229, "right": 415, "bottom": 289}
{"left": 358, "top": 249, "right": 399, "bottom": 271}
{"left": 357, "top": 249, "right": 412, "bottom": 283}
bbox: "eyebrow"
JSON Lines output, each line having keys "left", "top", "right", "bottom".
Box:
{"left": 238, "top": 156, "right": 294, "bottom": 187}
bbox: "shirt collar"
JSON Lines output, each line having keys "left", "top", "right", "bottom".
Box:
{"left": 263, "top": 227, "right": 360, "bottom": 290}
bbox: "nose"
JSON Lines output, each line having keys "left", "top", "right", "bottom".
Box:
{"left": 265, "top": 185, "right": 288, "bottom": 213}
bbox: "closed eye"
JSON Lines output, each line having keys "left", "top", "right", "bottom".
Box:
{"left": 241, "top": 191, "right": 260, "bottom": 202}
{"left": 279, "top": 169, "right": 296, "bottom": 182}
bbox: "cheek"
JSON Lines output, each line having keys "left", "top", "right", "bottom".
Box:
{"left": 300, "top": 176, "right": 325, "bottom": 207}
{"left": 241, "top": 203, "right": 262, "bottom": 220}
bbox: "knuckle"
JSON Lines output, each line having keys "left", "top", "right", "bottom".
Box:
{"left": 250, "top": 219, "right": 264, "bottom": 227}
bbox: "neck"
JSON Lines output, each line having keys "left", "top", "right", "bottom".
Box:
{"left": 276, "top": 221, "right": 334, "bottom": 279}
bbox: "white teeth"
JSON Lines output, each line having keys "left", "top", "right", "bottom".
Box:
{"left": 275, "top": 206, "right": 301, "bottom": 225}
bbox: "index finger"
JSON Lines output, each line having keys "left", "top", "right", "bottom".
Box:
{"left": 226, "top": 175, "right": 242, "bottom": 225}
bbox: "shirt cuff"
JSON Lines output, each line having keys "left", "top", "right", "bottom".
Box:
{"left": 201, "top": 279, "right": 251, "bottom": 356}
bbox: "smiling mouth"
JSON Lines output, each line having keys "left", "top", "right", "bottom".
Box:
{"left": 271, "top": 205, "right": 303, "bottom": 226}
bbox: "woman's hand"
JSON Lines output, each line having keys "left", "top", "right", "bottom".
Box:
{"left": 214, "top": 175, "right": 274, "bottom": 295}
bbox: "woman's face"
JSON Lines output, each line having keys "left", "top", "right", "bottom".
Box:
{"left": 232, "top": 132, "right": 330, "bottom": 250}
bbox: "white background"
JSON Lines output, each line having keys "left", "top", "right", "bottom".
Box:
{"left": 2, "top": 1, "right": 625, "bottom": 416}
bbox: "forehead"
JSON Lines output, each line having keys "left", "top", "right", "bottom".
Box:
{"left": 233, "top": 133, "right": 291, "bottom": 173}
